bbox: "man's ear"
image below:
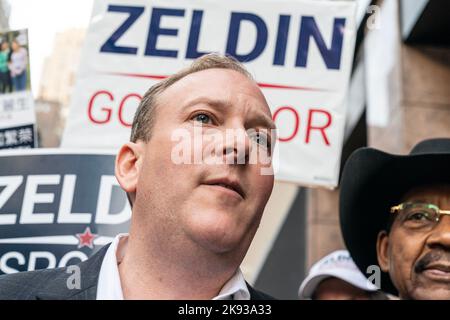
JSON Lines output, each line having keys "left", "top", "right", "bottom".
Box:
{"left": 376, "top": 230, "right": 390, "bottom": 273}
{"left": 115, "top": 142, "right": 144, "bottom": 195}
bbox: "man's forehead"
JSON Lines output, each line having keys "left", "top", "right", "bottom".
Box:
{"left": 157, "top": 68, "right": 273, "bottom": 122}
{"left": 163, "top": 68, "right": 260, "bottom": 96}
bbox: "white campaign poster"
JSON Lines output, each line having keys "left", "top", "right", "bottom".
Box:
{"left": 62, "top": 0, "right": 357, "bottom": 188}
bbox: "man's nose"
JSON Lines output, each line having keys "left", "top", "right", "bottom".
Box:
{"left": 427, "top": 215, "right": 450, "bottom": 249}
{"left": 222, "top": 128, "right": 250, "bottom": 165}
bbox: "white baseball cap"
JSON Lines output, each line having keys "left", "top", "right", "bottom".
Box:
{"left": 298, "top": 250, "right": 378, "bottom": 299}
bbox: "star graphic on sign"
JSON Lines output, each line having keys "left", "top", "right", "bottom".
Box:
{"left": 76, "top": 227, "right": 98, "bottom": 249}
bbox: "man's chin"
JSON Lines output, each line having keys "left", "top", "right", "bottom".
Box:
{"left": 186, "top": 221, "right": 248, "bottom": 254}
{"left": 408, "top": 286, "right": 450, "bottom": 300}
{"left": 182, "top": 206, "right": 255, "bottom": 254}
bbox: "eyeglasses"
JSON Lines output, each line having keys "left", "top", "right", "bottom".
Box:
{"left": 390, "top": 202, "right": 450, "bottom": 231}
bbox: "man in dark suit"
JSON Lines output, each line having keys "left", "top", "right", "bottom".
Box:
{"left": 0, "top": 53, "right": 276, "bottom": 300}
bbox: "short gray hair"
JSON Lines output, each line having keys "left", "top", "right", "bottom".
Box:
{"left": 130, "top": 53, "right": 253, "bottom": 142}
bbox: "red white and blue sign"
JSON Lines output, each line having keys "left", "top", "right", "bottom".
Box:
{"left": 0, "top": 149, "right": 130, "bottom": 274}
{"left": 62, "top": 0, "right": 357, "bottom": 188}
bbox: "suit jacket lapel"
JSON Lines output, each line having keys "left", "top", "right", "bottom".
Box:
{"left": 246, "top": 282, "right": 275, "bottom": 300}
{"left": 35, "top": 244, "right": 110, "bottom": 300}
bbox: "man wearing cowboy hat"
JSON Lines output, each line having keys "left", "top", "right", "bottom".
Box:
{"left": 340, "top": 138, "right": 450, "bottom": 300}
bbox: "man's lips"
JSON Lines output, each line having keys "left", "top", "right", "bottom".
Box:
{"left": 420, "top": 263, "right": 450, "bottom": 282}
{"left": 202, "top": 178, "right": 245, "bottom": 199}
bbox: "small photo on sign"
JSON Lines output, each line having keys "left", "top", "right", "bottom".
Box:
{"left": 0, "top": 29, "right": 31, "bottom": 94}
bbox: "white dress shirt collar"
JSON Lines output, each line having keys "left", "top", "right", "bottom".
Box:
{"left": 96, "top": 234, "right": 251, "bottom": 300}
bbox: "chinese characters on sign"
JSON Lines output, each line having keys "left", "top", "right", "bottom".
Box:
{"left": 0, "top": 29, "right": 36, "bottom": 150}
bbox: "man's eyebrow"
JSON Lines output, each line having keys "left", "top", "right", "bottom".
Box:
{"left": 248, "top": 113, "right": 276, "bottom": 130}
{"left": 183, "top": 97, "right": 276, "bottom": 130}
{"left": 183, "top": 97, "right": 231, "bottom": 111}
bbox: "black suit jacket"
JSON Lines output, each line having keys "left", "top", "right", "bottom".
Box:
{"left": 0, "top": 244, "right": 274, "bottom": 300}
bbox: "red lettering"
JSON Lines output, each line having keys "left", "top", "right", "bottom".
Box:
{"left": 272, "top": 106, "right": 299, "bottom": 142}
{"left": 118, "top": 93, "right": 142, "bottom": 127}
{"left": 306, "top": 109, "right": 332, "bottom": 146}
{"left": 87, "top": 90, "right": 113, "bottom": 124}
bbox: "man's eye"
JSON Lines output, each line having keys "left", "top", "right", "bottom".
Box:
{"left": 192, "top": 113, "right": 213, "bottom": 124}
{"left": 250, "top": 131, "right": 269, "bottom": 147}
{"left": 406, "top": 212, "right": 431, "bottom": 221}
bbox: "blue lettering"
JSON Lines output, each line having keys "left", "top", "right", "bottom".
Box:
{"left": 226, "top": 12, "right": 268, "bottom": 62}
{"left": 186, "top": 10, "right": 210, "bottom": 59}
{"left": 145, "top": 8, "right": 185, "bottom": 58}
{"left": 99, "top": 6, "right": 347, "bottom": 71}
{"left": 296, "top": 16, "right": 346, "bottom": 70}
{"left": 100, "top": 5, "right": 145, "bottom": 55}
{"left": 273, "top": 15, "right": 290, "bottom": 66}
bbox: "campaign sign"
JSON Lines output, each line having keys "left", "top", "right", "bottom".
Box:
{"left": 0, "top": 92, "right": 36, "bottom": 149}
{"left": 0, "top": 149, "right": 131, "bottom": 275}
{"left": 62, "top": 0, "right": 357, "bottom": 188}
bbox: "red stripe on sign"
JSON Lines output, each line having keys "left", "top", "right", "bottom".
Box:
{"left": 257, "top": 82, "right": 326, "bottom": 91}
{"left": 106, "top": 72, "right": 327, "bottom": 92}
{"left": 107, "top": 72, "right": 168, "bottom": 80}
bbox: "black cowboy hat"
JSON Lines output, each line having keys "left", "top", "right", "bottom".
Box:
{"left": 339, "top": 138, "right": 450, "bottom": 295}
